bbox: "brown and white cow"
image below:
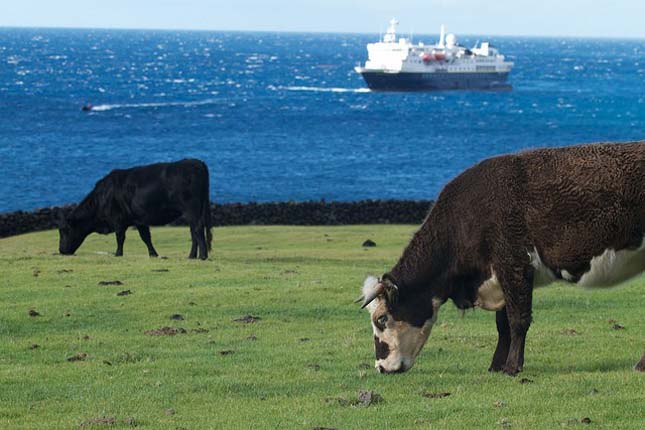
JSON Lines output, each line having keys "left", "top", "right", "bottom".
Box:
{"left": 358, "top": 141, "right": 645, "bottom": 375}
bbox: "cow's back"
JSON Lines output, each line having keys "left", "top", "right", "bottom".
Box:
{"left": 110, "top": 159, "right": 210, "bottom": 226}
{"left": 515, "top": 142, "right": 644, "bottom": 265}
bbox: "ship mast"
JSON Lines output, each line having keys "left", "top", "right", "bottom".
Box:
{"left": 383, "top": 18, "right": 398, "bottom": 43}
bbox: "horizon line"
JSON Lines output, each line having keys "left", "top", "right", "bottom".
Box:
{"left": 1, "top": 24, "right": 644, "bottom": 41}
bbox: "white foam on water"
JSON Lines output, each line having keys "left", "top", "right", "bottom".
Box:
{"left": 90, "top": 98, "right": 219, "bottom": 112}
{"left": 272, "top": 85, "right": 370, "bottom": 93}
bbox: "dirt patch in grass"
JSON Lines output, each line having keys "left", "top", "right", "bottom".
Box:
{"left": 29, "top": 343, "right": 40, "bottom": 350}
{"left": 519, "top": 378, "right": 534, "bottom": 384}
{"left": 79, "top": 416, "right": 116, "bottom": 427}
{"left": 170, "top": 314, "right": 184, "bottom": 320}
{"left": 28, "top": 309, "right": 41, "bottom": 317}
{"left": 422, "top": 391, "right": 451, "bottom": 399}
{"left": 116, "top": 290, "right": 132, "bottom": 296}
{"left": 219, "top": 350, "right": 234, "bottom": 355}
{"left": 152, "top": 268, "right": 169, "bottom": 272}
{"left": 67, "top": 352, "right": 88, "bottom": 362}
{"left": 326, "top": 390, "right": 383, "bottom": 408}
{"left": 144, "top": 327, "right": 187, "bottom": 336}
{"left": 561, "top": 328, "right": 579, "bottom": 335}
{"left": 234, "top": 315, "right": 261, "bottom": 323}
{"left": 98, "top": 280, "right": 123, "bottom": 286}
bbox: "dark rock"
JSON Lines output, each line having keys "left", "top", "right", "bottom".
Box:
{"left": 362, "top": 239, "right": 377, "bottom": 247}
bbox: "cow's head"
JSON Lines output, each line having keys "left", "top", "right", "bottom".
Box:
{"left": 58, "top": 214, "right": 90, "bottom": 255}
{"left": 358, "top": 276, "right": 443, "bottom": 374}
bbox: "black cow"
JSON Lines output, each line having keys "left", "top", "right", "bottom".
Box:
{"left": 59, "top": 159, "right": 212, "bottom": 259}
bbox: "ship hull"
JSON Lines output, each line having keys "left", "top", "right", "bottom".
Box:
{"left": 358, "top": 71, "right": 511, "bottom": 91}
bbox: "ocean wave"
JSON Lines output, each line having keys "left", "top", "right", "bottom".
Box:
{"left": 90, "top": 98, "right": 219, "bottom": 111}
{"left": 271, "top": 85, "right": 370, "bottom": 93}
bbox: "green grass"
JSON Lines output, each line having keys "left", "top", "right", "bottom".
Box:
{"left": 1, "top": 226, "right": 644, "bottom": 430}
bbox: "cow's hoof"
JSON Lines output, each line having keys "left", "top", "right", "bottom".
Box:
{"left": 488, "top": 363, "right": 504, "bottom": 373}
{"left": 634, "top": 362, "right": 645, "bottom": 372}
{"left": 149, "top": 253, "right": 158, "bottom": 258}
{"left": 502, "top": 365, "right": 520, "bottom": 376}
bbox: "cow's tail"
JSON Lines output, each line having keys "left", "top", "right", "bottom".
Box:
{"left": 203, "top": 164, "right": 213, "bottom": 252}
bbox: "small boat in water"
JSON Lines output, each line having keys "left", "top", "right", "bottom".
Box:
{"left": 81, "top": 103, "right": 93, "bottom": 112}
{"left": 355, "top": 19, "right": 513, "bottom": 91}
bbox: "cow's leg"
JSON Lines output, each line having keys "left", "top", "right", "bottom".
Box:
{"left": 499, "top": 267, "right": 533, "bottom": 376}
{"left": 136, "top": 225, "right": 158, "bottom": 257}
{"left": 115, "top": 227, "right": 126, "bottom": 256}
{"left": 188, "top": 227, "right": 198, "bottom": 259}
{"left": 195, "top": 222, "right": 208, "bottom": 260}
{"left": 489, "top": 307, "right": 511, "bottom": 372}
{"left": 635, "top": 351, "right": 645, "bottom": 372}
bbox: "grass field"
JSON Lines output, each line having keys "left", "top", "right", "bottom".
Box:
{"left": 1, "top": 226, "right": 644, "bottom": 430}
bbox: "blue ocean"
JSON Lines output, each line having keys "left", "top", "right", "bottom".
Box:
{"left": 1, "top": 28, "right": 643, "bottom": 213}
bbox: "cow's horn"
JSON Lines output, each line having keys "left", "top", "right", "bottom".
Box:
{"left": 358, "top": 276, "right": 385, "bottom": 308}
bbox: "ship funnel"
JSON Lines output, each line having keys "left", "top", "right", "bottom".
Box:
{"left": 439, "top": 24, "right": 445, "bottom": 48}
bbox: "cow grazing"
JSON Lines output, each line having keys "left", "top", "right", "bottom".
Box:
{"left": 357, "top": 141, "right": 645, "bottom": 375}
{"left": 59, "top": 159, "right": 212, "bottom": 259}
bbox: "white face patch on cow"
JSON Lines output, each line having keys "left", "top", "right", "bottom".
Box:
{"left": 362, "top": 277, "right": 441, "bottom": 373}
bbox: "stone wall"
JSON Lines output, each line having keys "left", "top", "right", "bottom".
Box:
{"left": 0, "top": 200, "right": 433, "bottom": 238}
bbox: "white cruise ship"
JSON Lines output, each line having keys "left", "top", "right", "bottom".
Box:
{"left": 355, "top": 19, "right": 514, "bottom": 91}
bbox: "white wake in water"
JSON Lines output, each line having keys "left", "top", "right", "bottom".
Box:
{"left": 270, "top": 85, "right": 370, "bottom": 93}
{"left": 90, "top": 98, "right": 219, "bottom": 111}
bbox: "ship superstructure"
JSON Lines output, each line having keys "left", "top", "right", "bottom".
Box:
{"left": 355, "top": 19, "right": 513, "bottom": 91}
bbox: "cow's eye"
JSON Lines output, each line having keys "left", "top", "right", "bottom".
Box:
{"left": 377, "top": 315, "right": 388, "bottom": 326}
